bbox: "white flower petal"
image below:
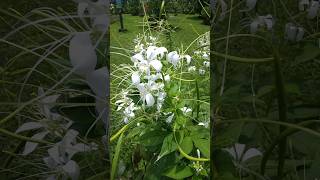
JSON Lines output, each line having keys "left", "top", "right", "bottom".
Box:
{"left": 131, "top": 72, "right": 140, "bottom": 85}
{"left": 164, "top": 75, "right": 170, "bottom": 82}
{"left": 150, "top": 60, "right": 163, "bottom": 72}
{"left": 166, "top": 113, "right": 174, "bottom": 123}
{"left": 242, "top": 148, "right": 262, "bottom": 162}
{"left": 131, "top": 53, "right": 144, "bottom": 63}
{"left": 145, "top": 93, "right": 155, "bottom": 107}
{"left": 308, "top": 1, "right": 319, "bottom": 19}
{"left": 184, "top": 55, "right": 192, "bottom": 64}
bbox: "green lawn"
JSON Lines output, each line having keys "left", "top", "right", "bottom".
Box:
{"left": 110, "top": 14, "right": 209, "bottom": 65}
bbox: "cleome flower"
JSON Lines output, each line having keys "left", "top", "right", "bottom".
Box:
{"left": 115, "top": 91, "right": 139, "bottom": 124}
{"left": 167, "top": 51, "right": 180, "bottom": 67}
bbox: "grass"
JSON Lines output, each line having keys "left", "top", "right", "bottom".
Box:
{"left": 110, "top": 14, "right": 209, "bottom": 65}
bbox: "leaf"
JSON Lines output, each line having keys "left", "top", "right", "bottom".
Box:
{"left": 139, "top": 129, "right": 167, "bottom": 147}
{"left": 144, "top": 153, "right": 176, "bottom": 180}
{"left": 180, "top": 136, "right": 193, "bottom": 155}
{"left": 291, "top": 131, "right": 320, "bottom": 157}
{"left": 22, "top": 131, "right": 48, "bottom": 155}
{"left": 62, "top": 160, "right": 80, "bottom": 180}
{"left": 214, "top": 122, "right": 243, "bottom": 148}
{"left": 192, "top": 138, "right": 210, "bottom": 158}
{"left": 111, "top": 133, "right": 124, "bottom": 180}
{"left": 163, "top": 165, "right": 193, "bottom": 179}
{"left": 213, "top": 149, "right": 236, "bottom": 177}
{"left": 306, "top": 153, "right": 320, "bottom": 179}
{"left": 157, "top": 133, "right": 177, "bottom": 161}
{"left": 284, "top": 83, "right": 301, "bottom": 94}
{"left": 16, "top": 122, "right": 43, "bottom": 133}
{"left": 257, "top": 85, "right": 274, "bottom": 97}
{"left": 69, "top": 31, "right": 97, "bottom": 76}
{"left": 294, "top": 44, "right": 320, "bottom": 66}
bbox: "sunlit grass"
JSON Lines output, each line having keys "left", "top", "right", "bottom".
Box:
{"left": 110, "top": 14, "right": 209, "bottom": 65}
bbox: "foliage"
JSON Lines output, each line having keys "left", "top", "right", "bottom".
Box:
{"left": 0, "top": 0, "right": 109, "bottom": 179}
{"left": 212, "top": 0, "right": 320, "bottom": 179}
{"left": 110, "top": 16, "right": 210, "bottom": 178}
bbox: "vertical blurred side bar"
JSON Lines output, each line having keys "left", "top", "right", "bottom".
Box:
{"left": 210, "top": 0, "right": 216, "bottom": 179}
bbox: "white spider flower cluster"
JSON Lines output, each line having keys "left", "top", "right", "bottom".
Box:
{"left": 115, "top": 33, "right": 209, "bottom": 124}
{"left": 115, "top": 91, "right": 139, "bottom": 124}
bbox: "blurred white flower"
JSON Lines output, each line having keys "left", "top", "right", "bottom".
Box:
{"left": 146, "top": 46, "right": 158, "bottom": 60}
{"left": 167, "top": 51, "right": 180, "bottom": 67}
{"left": 183, "top": 55, "right": 192, "bottom": 65}
{"left": 202, "top": 53, "right": 209, "bottom": 60}
{"left": 188, "top": 66, "right": 196, "bottom": 72}
{"left": 285, "top": 23, "right": 304, "bottom": 42}
{"left": 134, "top": 44, "right": 144, "bottom": 53}
{"left": 164, "top": 74, "right": 170, "bottom": 82}
{"left": 157, "top": 91, "right": 166, "bottom": 111}
{"left": 131, "top": 53, "right": 144, "bottom": 63}
{"left": 123, "top": 102, "right": 137, "bottom": 123}
{"left": 197, "top": 149, "right": 201, "bottom": 158}
{"left": 199, "top": 69, "right": 206, "bottom": 75}
{"left": 131, "top": 72, "right": 140, "bottom": 85}
{"left": 123, "top": 117, "right": 129, "bottom": 124}
{"left": 224, "top": 143, "right": 262, "bottom": 164}
{"left": 149, "top": 60, "right": 163, "bottom": 72}
{"left": 198, "top": 122, "right": 209, "bottom": 128}
{"left": 203, "top": 61, "right": 210, "bottom": 68}
{"left": 181, "top": 107, "right": 192, "bottom": 114}
{"left": 156, "top": 47, "right": 168, "bottom": 59}
{"left": 145, "top": 93, "right": 155, "bottom": 107}
{"left": 307, "top": 1, "right": 319, "bottom": 19}
{"left": 166, "top": 113, "right": 175, "bottom": 123}
{"left": 299, "top": 0, "right": 309, "bottom": 11}
{"left": 250, "top": 14, "right": 273, "bottom": 33}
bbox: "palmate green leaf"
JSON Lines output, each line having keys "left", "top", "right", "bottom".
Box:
{"left": 257, "top": 85, "right": 274, "bottom": 97}
{"left": 290, "top": 131, "right": 320, "bottom": 157}
{"left": 213, "top": 150, "right": 236, "bottom": 179}
{"left": 213, "top": 122, "right": 244, "bottom": 148}
{"left": 293, "top": 44, "right": 320, "bottom": 66}
{"left": 180, "top": 136, "right": 193, "bottom": 155}
{"left": 163, "top": 165, "right": 194, "bottom": 179}
{"left": 144, "top": 153, "right": 176, "bottom": 180}
{"left": 306, "top": 154, "right": 320, "bottom": 180}
{"left": 189, "top": 126, "right": 210, "bottom": 140}
{"left": 157, "top": 133, "right": 177, "bottom": 161}
{"left": 192, "top": 137, "right": 210, "bottom": 158}
{"left": 139, "top": 129, "right": 168, "bottom": 147}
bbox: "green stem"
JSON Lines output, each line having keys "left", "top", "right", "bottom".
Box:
{"left": 215, "top": 119, "right": 320, "bottom": 138}
{"left": 173, "top": 126, "right": 209, "bottom": 162}
{"left": 260, "top": 120, "right": 318, "bottom": 175}
{"left": 110, "top": 132, "right": 124, "bottom": 180}
{"left": 211, "top": 51, "right": 273, "bottom": 63}
{"left": 195, "top": 80, "right": 200, "bottom": 120}
{"left": 272, "top": 48, "right": 288, "bottom": 180}
{"left": 110, "top": 124, "right": 128, "bottom": 142}
{"left": 0, "top": 128, "right": 51, "bottom": 144}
